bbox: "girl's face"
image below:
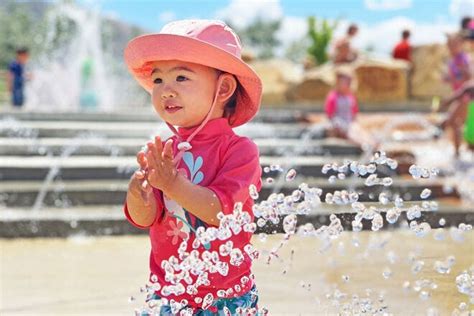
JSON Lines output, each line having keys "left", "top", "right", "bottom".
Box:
{"left": 336, "top": 75, "right": 352, "bottom": 94}
{"left": 447, "top": 37, "right": 462, "bottom": 55}
{"left": 150, "top": 60, "right": 223, "bottom": 128}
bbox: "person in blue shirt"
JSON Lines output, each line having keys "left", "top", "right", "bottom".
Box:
{"left": 7, "top": 48, "right": 30, "bottom": 108}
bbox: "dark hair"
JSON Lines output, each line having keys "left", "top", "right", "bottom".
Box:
{"left": 16, "top": 47, "right": 29, "bottom": 55}
{"left": 223, "top": 81, "right": 240, "bottom": 120}
{"left": 402, "top": 29, "right": 410, "bottom": 39}
{"left": 461, "top": 16, "right": 471, "bottom": 30}
{"left": 215, "top": 69, "right": 240, "bottom": 121}
{"left": 347, "top": 24, "right": 358, "bottom": 35}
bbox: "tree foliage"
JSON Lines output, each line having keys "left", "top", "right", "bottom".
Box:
{"left": 307, "top": 16, "right": 337, "bottom": 65}
{"left": 237, "top": 18, "right": 281, "bottom": 59}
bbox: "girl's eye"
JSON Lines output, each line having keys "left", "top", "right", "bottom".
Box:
{"left": 176, "top": 75, "right": 188, "bottom": 82}
{"left": 153, "top": 77, "right": 162, "bottom": 84}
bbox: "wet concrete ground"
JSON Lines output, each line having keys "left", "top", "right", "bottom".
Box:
{"left": 1, "top": 230, "right": 473, "bottom": 315}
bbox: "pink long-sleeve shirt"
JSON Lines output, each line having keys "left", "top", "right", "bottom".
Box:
{"left": 124, "top": 118, "right": 262, "bottom": 308}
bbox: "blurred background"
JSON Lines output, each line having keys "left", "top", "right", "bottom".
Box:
{"left": 1, "top": 0, "right": 473, "bottom": 315}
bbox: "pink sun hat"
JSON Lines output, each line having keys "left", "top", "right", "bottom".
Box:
{"left": 124, "top": 19, "right": 262, "bottom": 127}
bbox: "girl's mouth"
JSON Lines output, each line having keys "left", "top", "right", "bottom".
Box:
{"left": 165, "top": 104, "right": 183, "bottom": 113}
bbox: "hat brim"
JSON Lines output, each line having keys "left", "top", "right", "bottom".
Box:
{"left": 124, "top": 34, "right": 262, "bottom": 127}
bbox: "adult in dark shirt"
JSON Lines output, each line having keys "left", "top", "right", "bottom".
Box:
{"left": 392, "top": 29, "right": 411, "bottom": 62}
{"left": 7, "top": 48, "right": 30, "bottom": 108}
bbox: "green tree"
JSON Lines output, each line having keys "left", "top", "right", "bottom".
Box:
{"left": 238, "top": 18, "right": 281, "bottom": 59}
{"left": 0, "top": 1, "right": 51, "bottom": 68}
{"left": 307, "top": 16, "right": 337, "bottom": 65}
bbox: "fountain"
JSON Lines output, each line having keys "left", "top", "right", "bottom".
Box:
{"left": 22, "top": 2, "right": 145, "bottom": 112}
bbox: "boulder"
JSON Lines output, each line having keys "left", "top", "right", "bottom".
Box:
{"left": 286, "top": 63, "right": 334, "bottom": 102}
{"left": 250, "top": 58, "right": 303, "bottom": 106}
{"left": 410, "top": 44, "right": 451, "bottom": 99}
{"left": 354, "top": 59, "right": 409, "bottom": 103}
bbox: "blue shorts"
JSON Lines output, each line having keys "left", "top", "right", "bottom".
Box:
{"left": 12, "top": 88, "right": 24, "bottom": 107}
{"left": 141, "top": 285, "right": 259, "bottom": 315}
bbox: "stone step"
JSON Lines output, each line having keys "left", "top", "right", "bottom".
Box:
{"left": 0, "top": 120, "right": 321, "bottom": 139}
{"left": 0, "top": 200, "right": 470, "bottom": 238}
{"left": 0, "top": 178, "right": 457, "bottom": 208}
{"left": 1, "top": 155, "right": 414, "bottom": 181}
{"left": 0, "top": 109, "right": 434, "bottom": 123}
{"left": 0, "top": 137, "right": 362, "bottom": 157}
{"left": 1, "top": 109, "right": 304, "bottom": 123}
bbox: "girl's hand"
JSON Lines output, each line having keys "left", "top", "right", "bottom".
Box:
{"left": 129, "top": 151, "right": 155, "bottom": 207}
{"left": 145, "top": 136, "right": 178, "bottom": 193}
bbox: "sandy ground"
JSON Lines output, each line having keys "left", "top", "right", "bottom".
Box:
{"left": 1, "top": 230, "right": 473, "bottom": 315}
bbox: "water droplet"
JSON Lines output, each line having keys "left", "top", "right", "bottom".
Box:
{"left": 328, "top": 175, "right": 337, "bottom": 183}
{"left": 382, "top": 267, "right": 392, "bottom": 279}
{"left": 249, "top": 184, "right": 259, "bottom": 200}
{"left": 285, "top": 169, "right": 297, "bottom": 181}
{"left": 419, "top": 290, "right": 431, "bottom": 300}
{"left": 386, "top": 158, "right": 398, "bottom": 170}
{"left": 439, "top": 218, "right": 446, "bottom": 226}
{"left": 352, "top": 220, "right": 363, "bottom": 232}
{"left": 420, "top": 188, "right": 431, "bottom": 199}
{"left": 342, "top": 275, "right": 350, "bottom": 283}
{"left": 402, "top": 281, "right": 410, "bottom": 291}
{"left": 411, "top": 260, "right": 424, "bottom": 274}
{"left": 379, "top": 192, "right": 389, "bottom": 205}
{"left": 382, "top": 177, "right": 393, "bottom": 186}
{"left": 365, "top": 174, "right": 378, "bottom": 186}
{"left": 266, "top": 177, "right": 274, "bottom": 184}
{"left": 386, "top": 208, "right": 400, "bottom": 224}
{"left": 367, "top": 164, "right": 377, "bottom": 173}
{"left": 270, "top": 164, "right": 282, "bottom": 172}
{"left": 201, "top": 293, "right": 214, "bottom": 310}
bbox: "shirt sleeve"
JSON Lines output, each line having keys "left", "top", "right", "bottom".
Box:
{"left": 351, "top": 93, "right": 359, "bottom": 117}
{"left": 207, "top": 137, "right": 262, "bottom": 215}
{"left": 325, "top": 90, "right": 337, "bottom": 119}
{"left": 123, "top": 187, "right": 164, "bottom": 229}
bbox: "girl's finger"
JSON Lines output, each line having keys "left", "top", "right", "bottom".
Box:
{"left": 147, "top": 141, "right": 160, "bottom": 164}
{"left": 137, "top": 151, "right": 148, "bottom": 169}
{"left": 154, "top": 136, "right": 163, "bottom": 155}
{"left": 140, "top": 188, "right": 150, "bottom": 206}
{"left": 162, "top": 139, "right": 174, "bottom": 161}
{"left": 134, "top": 170, "right": 145, "bottom": 179}
{"left": 141, "top": 179, "right": 153, "bottom": 193}
{"left": 146, "top": 149, "right": 159, "bottom": 170}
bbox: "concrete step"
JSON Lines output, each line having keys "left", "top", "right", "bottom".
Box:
{"left": 0, "top": 155, "right": 416, "bottom": 181}
{"left": 0, "top": 137, "right": 362, "bottom": 157}
{"left": 0, "top": 120, "right": 321, "bottom": 139}
{"left": 0, "top": 108, "right": 435, "bottom": 123}
{"left": 1, "top": 109, "right": 304, "bottom": 123}
{"left": 0, "top": 200, "right": 470, "bottom": 238}
{"left": 0, "top": 178, "right": 458, "bottom": 208}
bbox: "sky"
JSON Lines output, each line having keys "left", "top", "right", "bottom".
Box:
{"left": 85, "top": 0, "right": 474, "bottom": 56}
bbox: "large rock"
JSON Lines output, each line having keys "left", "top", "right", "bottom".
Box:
{"left": 286, "top": 59, "right": 409, "bottom": 104}
{"left": 354, "top": 59, "right": 409, "bottom": 103}
{"left": 411, "top": 44, "right": 451, "bottom": 99}
{"left": 286, "top": 64, "right": 334, "bottom": 103}
{"left": 250, "top": 59, "right": 303, "bottom": 106}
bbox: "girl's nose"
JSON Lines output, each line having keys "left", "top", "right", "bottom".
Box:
{"left": 161, "top": 87, "right": 177, "bottom": 99}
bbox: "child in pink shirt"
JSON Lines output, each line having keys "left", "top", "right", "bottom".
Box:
{"left": 123, "top": 20, "right": 263, "bottom": 315}
{"left": 445, "top": 33, "right": 471, "bottom": 92}
{"left": 325, "top": 68, "right": 359, "bottom": 138}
